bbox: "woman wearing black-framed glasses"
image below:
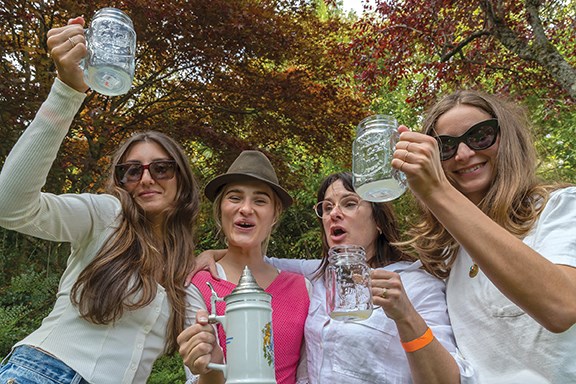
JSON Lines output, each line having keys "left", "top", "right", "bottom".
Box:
{"left": 394, "top": 89, "right": 576, "bottom": 383}
{"left": 0, "top": 17, "right": 200, "bottom": 384}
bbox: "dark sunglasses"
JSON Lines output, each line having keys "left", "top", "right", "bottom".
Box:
{"left": 434, "top": 118, "right": 500, "bottom": 161}
{"left": 115, "top": 160, "right": 177, "bottom": 184}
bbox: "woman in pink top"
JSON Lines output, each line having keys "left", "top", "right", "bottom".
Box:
{"left": 178, "top": 150, "right": 309, "bottom": 384}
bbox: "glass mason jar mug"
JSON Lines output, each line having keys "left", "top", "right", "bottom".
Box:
{"left": 82, "top": 7, "right": 137, "bottom": 96}
{"left": 352, "top": 114, "right": 407, "bottom": 202}
{"left": 325, "top": 245, "right": 373, "bottom": 321}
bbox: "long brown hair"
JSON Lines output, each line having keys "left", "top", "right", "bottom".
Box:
{"left": 313, "top": 172, "right": 414, "bottom": 280}
{"left": 403, "top": 90, "right": 564, "bottom": 278}
{"left": 71, "top": 131, "right": 200, "bottom": 354}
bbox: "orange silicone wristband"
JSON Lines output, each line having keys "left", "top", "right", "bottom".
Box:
{"left": 401, "top": 327, "right": 434, "bottom": 352}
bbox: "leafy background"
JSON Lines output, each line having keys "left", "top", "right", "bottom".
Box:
{"left": 1, "top": 0, "right": 574, "bottom": 381}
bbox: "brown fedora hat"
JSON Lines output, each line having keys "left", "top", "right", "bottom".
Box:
{"left": 204, "top": 150, "right": 293, "bottom": 208}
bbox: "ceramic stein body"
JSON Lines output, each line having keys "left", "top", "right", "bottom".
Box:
{"left": 207, "top": 267, "right": 276, "bottom": 384}
{"left": 83, "top": 7, "right": 136, "bottom": 96}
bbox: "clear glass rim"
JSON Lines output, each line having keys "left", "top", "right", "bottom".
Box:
{"left": 93, "top": 7, "right": 134, "bottom": 27}
{"left": 356, "top": 114, "right": 397, "bottom": 134}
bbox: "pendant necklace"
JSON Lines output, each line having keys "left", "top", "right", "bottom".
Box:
{"left": 469, "top": 263, "right": 479, "bottom": 278}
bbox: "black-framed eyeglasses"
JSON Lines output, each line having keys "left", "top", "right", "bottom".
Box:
{"left": 434, "top": 118, "right": 500, "bottom": 161}
{"left": 313, "top": 196, "right": 363, "bottom": 218}
{"left": 115, "top": 160, "right": 177, "bottom": 184}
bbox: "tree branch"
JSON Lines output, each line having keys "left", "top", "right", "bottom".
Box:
{"left": 439, "top": 30, "right": 492, "bottom": 62}
{"left": 479, "top": 0, "right": 575, "bottom": 98}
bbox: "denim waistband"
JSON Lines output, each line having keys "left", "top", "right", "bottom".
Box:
{"left": 2, "top": 345, "right": 87, "bottom": 384}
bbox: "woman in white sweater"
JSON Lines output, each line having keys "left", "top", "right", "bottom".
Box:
{"left": 0, "top": 17, "right": 200, "bottom": 383}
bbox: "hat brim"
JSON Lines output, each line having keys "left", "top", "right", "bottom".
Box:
{"left": 204, "top": 173, "right": 293, "bottom": 209}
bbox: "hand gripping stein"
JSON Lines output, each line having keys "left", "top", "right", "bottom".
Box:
{"left": 206, "top": 266, "right": 277, "bottom": 384}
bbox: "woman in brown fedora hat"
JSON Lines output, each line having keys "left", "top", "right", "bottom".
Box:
{"left": 192, "top": 171, "right": 477, "bottom": 383}
{"left": 179, "top": 150, "right": 310, "bottom": 384}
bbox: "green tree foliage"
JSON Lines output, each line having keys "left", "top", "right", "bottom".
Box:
{"left": 347, "top": 0, "right": 576, "bottom": 103}
{"left": 339, "top": 0, "right": 576, "bottom": 182}
{"left": 0, "top": 270, "right": 60, "bottom": 353}
{"left": 0, "top": 1, "right": 368, "bottom": 380}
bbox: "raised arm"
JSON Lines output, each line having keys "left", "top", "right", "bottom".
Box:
{"left": 395, "top": 127, "right": 576, "bottom": 332}
{"left": 0, "top": 18, "right": 117, "bottom": 242}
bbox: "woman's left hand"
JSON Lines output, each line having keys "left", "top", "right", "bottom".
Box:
{"left": 370, "top": 269, "right": 416, "bottom": 321}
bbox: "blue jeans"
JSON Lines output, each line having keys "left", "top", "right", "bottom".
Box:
{"left": 0, "top": 345, "right": 89, "bottom": 384}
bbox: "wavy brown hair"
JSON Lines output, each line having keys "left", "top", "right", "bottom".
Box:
{"left": 402, "top": 90, "right": 565, "bottom": 278}
{"left": 71, "top": 131, "right": 200, "bottom": 354}
{"left": 313, "top": 172, "right": 414, "bottom": 280}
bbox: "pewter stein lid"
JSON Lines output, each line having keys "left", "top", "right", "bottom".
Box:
{"left": 229, "top": 266, "right": 268, "bottom": 296}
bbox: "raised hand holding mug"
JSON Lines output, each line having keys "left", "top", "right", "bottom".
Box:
{"left": 82, "top": 7, "right": 136, "bottom": 96}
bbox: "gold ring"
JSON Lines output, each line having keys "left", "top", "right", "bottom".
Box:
{"left": 400, "top": 161, "right": 405, "bottom": 172}
{"left": 67, "top": 37, "right": 76, "bottom": 49}
{"left": 380, "top": 288, "right": 388, "bottom": 299}
{"left": 404, "top": 151, "right": 410, "bottom": 162}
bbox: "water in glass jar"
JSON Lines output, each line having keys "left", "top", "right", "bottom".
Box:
{"left": 326, "top": 245, "right": 373, "bottom": 322}
{"left": 85, "top": 65, "right": 132, "bottom": 96}
{"left": 330, "top": 309, "right": 373, "bottom": 321}
{"left": 352, "top": 114, "right": 407, "bottom": 202}
{"left": 355, "top": 177, "right": 406, "bottom": 202}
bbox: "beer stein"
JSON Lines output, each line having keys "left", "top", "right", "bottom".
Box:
{"left": 352, "top": 114, "right": 407, "bottom": 202}
{"left": 206, "top": 266, "right": 276, "bottom": 384}
{"left": 82, "top": 7, "right": 136, "bottom": 96}
{"left": 325, "top": 245, "right": 373, "bottom": 321}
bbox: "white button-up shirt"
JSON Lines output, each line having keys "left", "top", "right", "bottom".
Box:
{"left": 267, "top": 257, "right": 476, "bottom": 383}
{"left": 447, "top": 187, "right": 576, "bottom": 383}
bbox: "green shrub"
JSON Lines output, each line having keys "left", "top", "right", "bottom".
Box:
{"left": 0, "top": 270, "right": 60, "bottom": 355}
{"left": 148, "top": 354, "right": 186, "bottom": 383}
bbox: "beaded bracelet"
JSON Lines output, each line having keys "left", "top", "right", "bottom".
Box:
{"left": 401, "top": 327, "right": 434, "bottom": 352}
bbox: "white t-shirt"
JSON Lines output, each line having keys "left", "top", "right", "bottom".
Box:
{"left": 447, "top": 187, "right": 576, "bottom": 383}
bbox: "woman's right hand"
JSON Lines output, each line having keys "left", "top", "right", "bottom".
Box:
{"left": 46, "top": 17, "right": 89, "bottom": 93}
{"left": 177, "top": 310, "right": 224, "bottom": 375}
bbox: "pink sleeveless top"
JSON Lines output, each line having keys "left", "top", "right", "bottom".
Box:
{"left": 192, "top": 270, "right": 309, "bottom": 384}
